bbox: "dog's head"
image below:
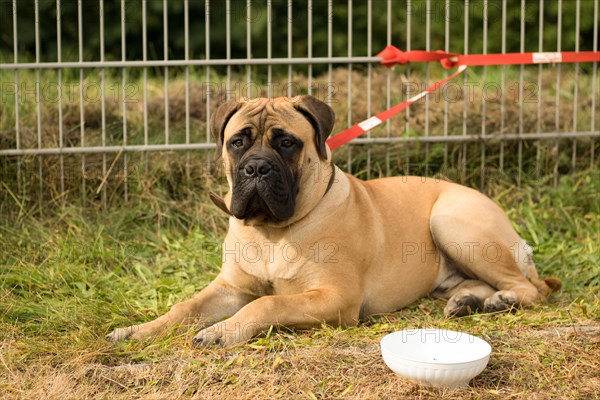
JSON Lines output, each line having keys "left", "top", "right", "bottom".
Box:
{"left": 211, "top": 95, "right": 336, "bottom": 226}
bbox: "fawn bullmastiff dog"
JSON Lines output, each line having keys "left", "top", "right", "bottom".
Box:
{"left": 107, "top": 95, "right": 560, "bottom": 345}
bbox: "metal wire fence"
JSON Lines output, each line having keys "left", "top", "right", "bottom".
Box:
{"left": 0, "top": 0, "right": 598, "bottom": 211}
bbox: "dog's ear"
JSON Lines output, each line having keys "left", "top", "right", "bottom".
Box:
{"left": 211, "top": 99, "right": 242, "bottom": 161}
{"left": 293, "top": 95, "right": 335, "bottom": 160}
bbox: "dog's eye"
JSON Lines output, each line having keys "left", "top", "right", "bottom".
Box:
{"left": 280, "top": 138, "right": 294, "bottom": 148}
{"left": 231, "top": 138, "right": 244, "bottom": 148}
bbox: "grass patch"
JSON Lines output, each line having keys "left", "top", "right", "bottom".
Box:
{"left": 1, "top": 170, "right": 598, "bottom": 399}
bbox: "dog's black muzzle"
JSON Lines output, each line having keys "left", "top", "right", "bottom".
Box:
{"left": 230, "top": 155, "right": 297, "bottom": 222}
{"left": 242, "top": 158, "right": 273, "bottom": 179}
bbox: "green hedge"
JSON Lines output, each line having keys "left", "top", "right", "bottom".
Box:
{"left": 1, "top": 0, "right": 596, "bottom": 75}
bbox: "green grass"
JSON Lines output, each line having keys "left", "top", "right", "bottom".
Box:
{"left": 1, "top": 171, "right": 598, "bottom": 399}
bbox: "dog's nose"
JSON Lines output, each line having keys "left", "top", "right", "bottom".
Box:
{"left": 243, "top": 159, "right": 272, "bottom": 177}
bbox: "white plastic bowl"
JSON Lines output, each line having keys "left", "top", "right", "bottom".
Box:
{"left": 380, "top": 329, "right": 492, "bottom": 388}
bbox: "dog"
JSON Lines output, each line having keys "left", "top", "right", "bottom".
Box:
{"left": 107, "top": 95, "right": 561, "bottom": 345}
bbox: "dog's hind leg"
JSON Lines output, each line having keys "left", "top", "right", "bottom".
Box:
{"left": 432, "top": 278, "right": 497, "bottom": 317}
{"left": 429, "top": 186, "right": 557, "bottom": 314}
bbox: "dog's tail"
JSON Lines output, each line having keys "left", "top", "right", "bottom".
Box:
{"left": 528, "top": 265, "right": 562, "bottom": 298}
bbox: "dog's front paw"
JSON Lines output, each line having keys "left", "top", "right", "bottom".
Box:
{"left": 192, "top": 328, "right": 224, "bottom": 347}
{"left": 106, "top": 326, "right": 135, "bottom": 342}
{"left": 192, "top": 320, "right": 257, "bottom": 347}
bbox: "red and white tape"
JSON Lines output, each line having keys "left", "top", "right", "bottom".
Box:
{"left": 326, "top": 46, "right": 600, "bottom": 150}
{"left": 326, "top": 65, "right": 467, "bottom": 150}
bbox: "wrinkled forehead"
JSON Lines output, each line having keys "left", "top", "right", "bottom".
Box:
{"left": 223, "top": 98, "right": 313, "bottom": 139}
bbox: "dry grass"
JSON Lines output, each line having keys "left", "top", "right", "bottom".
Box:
{"left": 2, "top": 305, "right": 599, "bottom": 399}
